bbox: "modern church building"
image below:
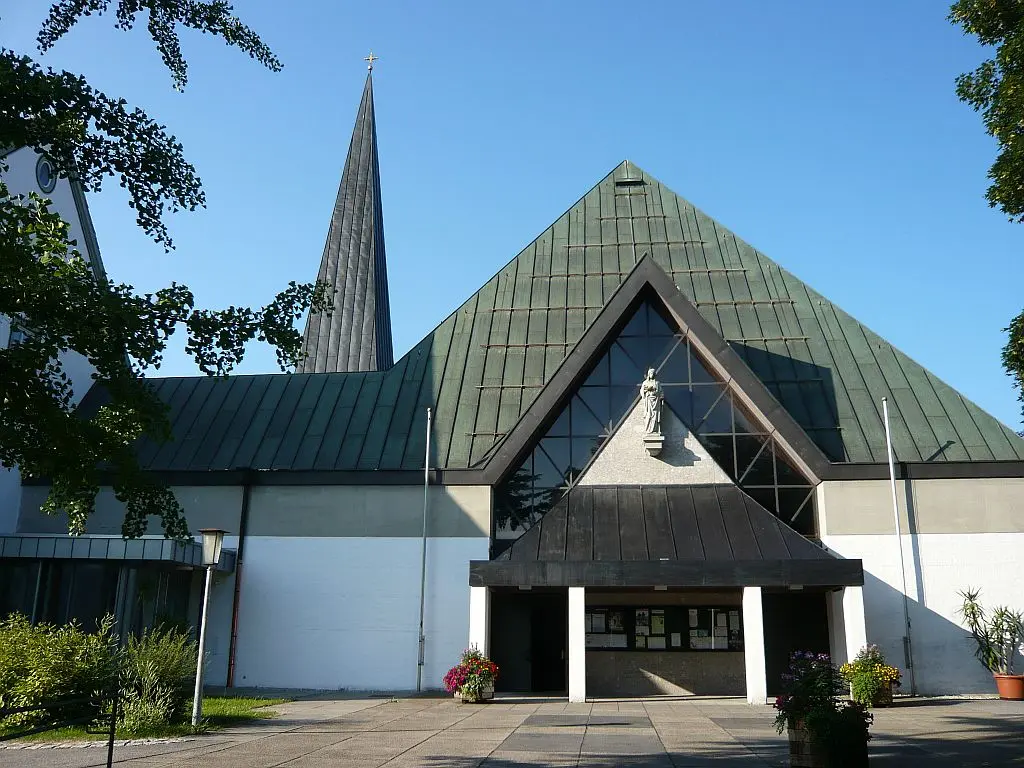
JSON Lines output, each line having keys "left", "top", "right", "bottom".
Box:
{"left": 4, "top": 72, "right": 1024, "bottom": 703}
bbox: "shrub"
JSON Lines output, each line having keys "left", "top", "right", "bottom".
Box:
{"left": 118, "top": 625, "right": 198, "bottom": 732}
{"left": 0, "top": 613, "right": 198, "bottom": 735}
{"left": 443, "top": 647, "right": 499, "bottom": 701}
{"left": 839, "top": 644, "right": 901, "bottom": 707}
{"left": 118, "top": 687, "right": 177, "bottom": 736}
{"left": 773, "top": 651, "right": 872, "bottom": 767}
{"left": 0, "top": 613, "right": 117, "bottom": 730}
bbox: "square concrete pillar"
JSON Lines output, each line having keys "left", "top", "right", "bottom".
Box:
{"left": 742, "top": 586, "right": 767, "bottom": 705}
{"left": 827, "top": 588, "right": 849, "bottom": 667}
{"left": 568, "top": 586, "right": 586, "bottom": 703}
{"left": 827, "top": 586, "right": 867, "bottom": 668}
{"left": 842, "top": 585, "right": 867, "bottom": 660}
{"left": 468, "top": 586, "right": 490, "bottom": 656}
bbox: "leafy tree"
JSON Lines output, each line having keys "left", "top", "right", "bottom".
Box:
{"left": 1, "top": 2, "right": 329, "bottom": 539}
{"left": 950, "top": 1, "right": 1024, "bottom": 222}
{"left": 949, "top": 2, "right": 1024, "bottom": 421}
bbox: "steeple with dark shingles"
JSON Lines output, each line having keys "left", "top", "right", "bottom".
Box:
{"left": 299, "top": 72, "right": 393, "bottom": 373}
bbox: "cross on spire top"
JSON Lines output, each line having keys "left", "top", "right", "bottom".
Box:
{"left": 364, "top": 51, "right": 379, "bottom": 71}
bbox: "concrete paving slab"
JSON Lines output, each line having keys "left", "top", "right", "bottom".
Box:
{"left": 481, "top": 752, "right": 580, "bottom": 766}
{"left": 497, "top": 727, "right": 586, "bottom": 753}
{"left": 3, "top": 694, "right": 1021, "bottom": 767}
{"left": 582, "top": 731, "right": 665, "bottom": 755}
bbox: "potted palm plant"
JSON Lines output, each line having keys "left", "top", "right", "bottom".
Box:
{"left": 959, "top": 588, "right": 1024, "bottom": 700}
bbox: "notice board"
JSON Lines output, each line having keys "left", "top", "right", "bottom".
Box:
{"left": 585, "top": 606, "right": 743, "bottom": 652}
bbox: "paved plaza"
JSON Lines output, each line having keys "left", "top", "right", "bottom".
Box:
{"left": 2, "top": 695, "right": 1021, "bottom": 767}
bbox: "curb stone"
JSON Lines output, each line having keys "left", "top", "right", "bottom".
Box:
{"left": 0, "top": 737, "right": 195, "bottom": 750}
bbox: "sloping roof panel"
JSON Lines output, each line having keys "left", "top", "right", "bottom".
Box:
{"left": 95, "top": 161, "right": 1024, "bottom": 473}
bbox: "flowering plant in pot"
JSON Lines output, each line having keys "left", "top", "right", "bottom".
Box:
{"left": 958, "top": 588, "right": 1024, "bottom": 700}
{"left": 773, "top": 651, "right": 872, "bottom": 768}
{"left": 839, "top": 644, "right": 901, "bottom": 707}
{"left": 443, "top": 647, "right": 499, "bottom": 703}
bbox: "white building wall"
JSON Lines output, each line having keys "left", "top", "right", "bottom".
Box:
{"left": 822, "top": 532, "right": 1024, "bottom": 694}
{"left": 230, "top": 536, "right": 488, "bottom": 691}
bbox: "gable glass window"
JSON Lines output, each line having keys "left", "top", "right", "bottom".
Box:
{"left": 493, "top": 299, "right": 817, "bottom": 551}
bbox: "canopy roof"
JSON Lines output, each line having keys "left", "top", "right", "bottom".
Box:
{"left": 0, "top": 535, "right": 236, "bottom": 572}
{"left": 497, "top": 485, "right": 834, "bottom": 563}
{"left": 471, "top": 484, "right": 861, "bottom": 588}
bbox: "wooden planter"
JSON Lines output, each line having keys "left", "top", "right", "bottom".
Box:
{"left": 994, "top": 674, "right": 1024, "bottom": 700}
{"left": 848, "top": 681, "right": 895, "bottom": 708}
{"left": 788, "top": 722, "right": 869, "bottom": 768}
{"left": 454, "top": 683, "right": 494, "bottom": 703}
{"left": 788, "top": 724, "right": 828, "bottom": 768}
{"left": 872, "top": 682, "right": 894, "bottom": 708}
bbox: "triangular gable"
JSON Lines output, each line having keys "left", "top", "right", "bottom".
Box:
{"left": 481, "top": 254, "right": 832, "bottom": 486}
{"left": 575, "top": 400, "right": 733, "bottom": 487}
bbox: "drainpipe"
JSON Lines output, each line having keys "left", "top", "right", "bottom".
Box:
{"left": 416, "top": 408, "right": 431, "bottom": 692}
{"left": 226, "top": 469, "right": 253, "bottom": 688}
{"left": 882, "top": 398, "right": 917, "bottom": 695}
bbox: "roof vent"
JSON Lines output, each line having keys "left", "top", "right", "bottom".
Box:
{"left": 615, "top": 175, "right": 645, "bottom": 187}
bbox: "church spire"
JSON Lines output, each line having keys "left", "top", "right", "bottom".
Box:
{"left": 299, "top": 67, "right": 393, "bottom": 373}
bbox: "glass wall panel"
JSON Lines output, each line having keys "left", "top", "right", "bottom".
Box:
{"left": 493, "top": 298, "right": 820, "bottom": 548}
{"left": 0, "top": 562, "right": 38, "bottom": 618}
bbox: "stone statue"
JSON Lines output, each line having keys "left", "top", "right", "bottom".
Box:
{"left": 639, "top": 368, "right": 663, "bottom": 435}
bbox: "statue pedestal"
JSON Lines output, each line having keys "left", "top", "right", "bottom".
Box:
{"left": 643, "top": 433, "right": 665, "bottom": 457}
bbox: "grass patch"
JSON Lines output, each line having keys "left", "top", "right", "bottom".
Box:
{"left": 0, "top": 696, "right": 289, "bottom": 743}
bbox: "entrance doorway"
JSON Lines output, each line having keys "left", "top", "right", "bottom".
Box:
{"left": 489, "top": 590, "right": 567, "bottom": 693}
{"left": 763, "top": 591, "right": 831, "bottom": 696}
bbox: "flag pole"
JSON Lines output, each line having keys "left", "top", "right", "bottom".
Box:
{"left": 415, "top": 407, "right": 431, "bottom": 692}
{"left": 882, "top": 397, "right": 917, "bottom": 695}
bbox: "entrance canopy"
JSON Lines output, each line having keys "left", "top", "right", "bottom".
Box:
{"left": 0, "top": 534, "right": 236, "bottom": 572}
{"left": 471, "top": 485, "right": 861, "bottom": 588}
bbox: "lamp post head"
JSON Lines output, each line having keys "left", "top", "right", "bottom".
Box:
{"left": 198, "top": 528, "right": 227, "bottom": 567}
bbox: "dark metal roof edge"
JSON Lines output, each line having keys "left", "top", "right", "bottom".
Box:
{"left": 478, "top": 255, "right": 833, "bottom": 484}
{"left": 68, "top": 175, "right": 108, "bottom": 283}
{"left": 23, "top": 468, "right": 488, "bottom": 487}
{"left": 468, "top": 558, "right": 864, "bottom": 588}
{"left": 822, "top": 460, "right": 1024, "bottom": 481}
{"left": 21, "top": 459, "right": 1022, "bottom": 490}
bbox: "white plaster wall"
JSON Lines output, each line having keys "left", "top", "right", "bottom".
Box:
{"left": 231, "top": 536, "right": 488, "bottom": 690}
{"left": 822, "top": 532, "right": 1024, "bottom": 694}
{"left": 578, "top": 401, "right": 732, "bottom": 486}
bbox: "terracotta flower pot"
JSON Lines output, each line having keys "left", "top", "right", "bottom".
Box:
{"left": 994, "top": 674, "right": 1024, "bottom": 700}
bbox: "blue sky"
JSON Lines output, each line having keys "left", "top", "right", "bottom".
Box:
{"left": 4, "top": 2, "right": 1024, "bottom": 428}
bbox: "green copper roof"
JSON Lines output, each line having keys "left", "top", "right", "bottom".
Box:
{"left": 116, "top": 161, "right": 1024, "bottom": 473}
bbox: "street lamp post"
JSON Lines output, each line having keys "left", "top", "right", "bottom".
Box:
{"left": 192, "top": 528, "right": 226, "bottom": 727}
